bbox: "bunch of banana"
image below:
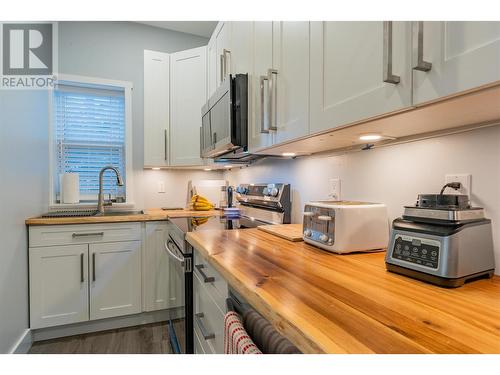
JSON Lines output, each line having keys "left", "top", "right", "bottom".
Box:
{"left": 191, "top": 217, "right": 209, "bottom": 227}
{"left": 189, "top": 194, "right": 214, "bottom": 211}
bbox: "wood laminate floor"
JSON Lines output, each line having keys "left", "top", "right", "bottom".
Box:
{"left": 29, "top": 320, "right": 185, "bottom": 354}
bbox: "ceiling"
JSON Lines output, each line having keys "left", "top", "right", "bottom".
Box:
{"left": 136, "top": 21, "right": 218, "bottom": 38}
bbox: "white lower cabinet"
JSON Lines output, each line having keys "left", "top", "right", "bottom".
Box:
{"left": 143, "top": 222, "right": 183, "bottom": 312}
{"left": 29, "top": 244, "right": 89, "bottom": 329}
{"left": 29, "top": 222, "right": 178, "bottom": 331}
{"left": 89, "top": 241, "right": 142, "bottom": 320}
{"left": 193, "top": 248, "right": 228, "bottom": 354}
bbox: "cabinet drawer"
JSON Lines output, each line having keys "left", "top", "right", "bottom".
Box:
{"left": 194, "top": 321, "right": 212, "bottom": 354}
{"left": 193, "top": 249, "right": 228, "bottom": 312}
{"left": 29, "top": 223, "right": 142, "bottom": 247}
{"left": 194, "top": 274, "right": 225, "bottom": 354}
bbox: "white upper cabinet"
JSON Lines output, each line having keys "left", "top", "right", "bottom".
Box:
{"left": 272, "top": 21, "right": 310, "bottom": 144}
{"left": 310, "top": 21, "right": 412, "bottom": 135}
{"left": 89, "top": 241, "right": 142, "bottom": 320}
{"left": 248, "top": 21, "right": 275, "bottom": 152}
{"left": 215, "top": 22, "right": 231, "bottom": 86}
{"left": 170, "top": 46, "right": 207, "bottom": 166}
{"left": 207, "top": 35, "right": 217, "bottom": 98}
{"left": 207, "top": 22, "right": 231, "bottom": 97}
{"left": 412, "top": 21, "right": 500, "bottom": 105}
{"left": 144, "top": 50, "right": 170, "bottom": 167}
{"left": 30, "top": 244, "right": 89, "bottom": 329}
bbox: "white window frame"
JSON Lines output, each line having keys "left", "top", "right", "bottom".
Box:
{"left": 49, "top": 74, "right": 134, "bottom": 208}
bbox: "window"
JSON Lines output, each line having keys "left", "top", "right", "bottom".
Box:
{"left": 51, "top": 75, "right": 133, "bottom": 205}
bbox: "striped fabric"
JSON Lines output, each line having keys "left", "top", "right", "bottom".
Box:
{"left": 224, "top": 311, "right": 262, "bottom": 354}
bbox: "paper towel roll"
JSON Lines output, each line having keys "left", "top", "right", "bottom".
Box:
{"left": 61, "top": 173, "right": 80, "bottom": 204}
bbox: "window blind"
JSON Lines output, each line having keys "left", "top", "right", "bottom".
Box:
{"left": 54, "top": 83, "right": 126, "bottom": 198}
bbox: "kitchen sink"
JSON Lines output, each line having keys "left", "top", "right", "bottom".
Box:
{"left": 97, "top": 209, "right": 146, "bottom": 216}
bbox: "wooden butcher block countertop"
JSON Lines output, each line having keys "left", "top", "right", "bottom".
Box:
{"left": 26, "top": 208, "right": 220, "bottom": 225}
{"left": 186, "top": 228, "right": 500, "bottom": 354}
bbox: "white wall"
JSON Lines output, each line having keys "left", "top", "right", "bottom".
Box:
{"left": 0, "top": 90, "right": 50, "bottom": 353}
{"left": 225, "top": 125, "right": 500, "bottom": 274}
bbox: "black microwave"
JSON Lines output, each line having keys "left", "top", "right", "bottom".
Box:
{"left": 201, "top": 74, "right": 248, "bottom": 158}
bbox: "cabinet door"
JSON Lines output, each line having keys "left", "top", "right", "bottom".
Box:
{"left": 310, "top": 21, "right": 412, "bottom": 134}
{"left": 143, "top": 222, "right": 184, "bottom": 311}
{"left": 30, "top": 245, "right": 88, "bottom": 329}
{"left": 207, "top": 35, "right": 217, "bottom": 97}
{"left": 413, "top": 21, "right": 500, "bottom": 105}
{"left": 215, "top": 22, "right": 231, "bottom": 86}
{"left": 273, "top": 21, "right": 310, "bottom": 144}
{"left": 170, "top": 46, "right": 207, "bottom": 166}
{"left": 90, "top": 241, "right": 142, "bottom": 320}
{"left": 144, "top": 50, "right": 170, "bottom": 167}
{"left": 248, "top": 21, "right": 275, "bottom": 152}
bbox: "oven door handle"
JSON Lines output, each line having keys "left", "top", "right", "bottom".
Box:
{"left": 164, "top": 239, "right": 185, "bottom": 266}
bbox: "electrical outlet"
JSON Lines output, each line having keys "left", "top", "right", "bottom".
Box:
{"left": 445, "top": 174, "right": 471, "bottom": 196}
{"left": 158, "top": 181, "right": 166, "bottom": 193}
{"left": 329, "top": 178, "right": 341, "bottom": 200}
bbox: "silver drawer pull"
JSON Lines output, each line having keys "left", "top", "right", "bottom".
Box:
{"left": 195, "top": 313, "right": 215, "bottom": 340}
{"left": 80, "top": 253, "right": 84, "bottom": 283}
{"left": 260, "top": 75, "right": 269, "bottom": 134}
{"left": 195, "top": 264, "right": 215, "bottom": 283}
{"left": 72, "top": 232, "right": 104, "bottom": 238}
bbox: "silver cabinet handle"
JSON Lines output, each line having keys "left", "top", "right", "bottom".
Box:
{"left": 267, "top": 69, "right": 278, "bottom": 131}
{"left": 223, "top": 49, "right": 231, "bottom": 77}
{"left": 195, "top": 264, "right": 215, "bottom": 283}
{"left": 412, "top": 21, "right": 432, "bottom": 72}
{"left": 195, "top": 313, "right": 215, "bottom": 340}
{"left": 92, "top": 253, "right": 96, "bottom": 282}
{"left": 219, "top": 54, "right": 224, "bottom": 84}
{"left": 382, "top": 21, "right": 401, "bottom": 84}
{"left": 260, "top": 75, "right": 269, "bottom": 134}
{"left": 80, "top": 253, "right": 84, "bottom": 283}
{"left": 72, "top": 232, "right": 104, "bottom": 238}
{"left": 212, "top": 132, "right": 217, "bottom": 145}
{"left": 199, "top": 126, "right": 203, "bottom": 158}
{"left": 164, "top": 128, "right": 168, "bottom": 161}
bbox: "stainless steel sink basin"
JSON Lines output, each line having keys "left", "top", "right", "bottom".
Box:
{"left": 98, "top": 210, "right": 146, "bottom": 216}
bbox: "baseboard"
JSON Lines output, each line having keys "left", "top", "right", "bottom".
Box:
{"left": 32, "top": 307, "right": 183, "bottom": 342}
{"left": 9, "top": 329, "right": 33, "bottom": 354}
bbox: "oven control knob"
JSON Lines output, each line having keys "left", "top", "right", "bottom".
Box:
{"left": 270, "top": 187, "right": 279, "bottom": 197}
{"left": 320, "top": 234, "right": 329, "bottom": 242}
{"left": 304, "top": 229, "right": 312, "bottom": 237}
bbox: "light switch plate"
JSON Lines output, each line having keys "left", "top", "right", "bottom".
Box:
{"left": 329, "top": 178, "right": 341, "bottom": 200}
{"left": 158, "top": 181, "right": 166, "bottom": 193}
{"left": 445, "top": 174, "right": 471, "bottom": 196}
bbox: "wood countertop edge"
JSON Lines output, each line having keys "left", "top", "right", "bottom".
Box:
{"left": 25, "top": 209, "right": 220, "bottom": 225}
{"left": 187, "top": 232, "right": 330, "bottom": 354}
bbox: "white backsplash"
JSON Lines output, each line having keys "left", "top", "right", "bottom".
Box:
{"left": 225, "top": 124, "right": 500, "bottom": 274}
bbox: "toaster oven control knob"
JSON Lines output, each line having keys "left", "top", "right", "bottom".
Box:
{"left": 320, "top": 234, "right": 330, "bottom": 243}
{"left": 304, "top": 229, "right": 312, "bottom": 237}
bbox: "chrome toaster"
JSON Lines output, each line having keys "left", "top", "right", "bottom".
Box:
{"left": 302, "top": 200, "right": 389, "bottom": 254}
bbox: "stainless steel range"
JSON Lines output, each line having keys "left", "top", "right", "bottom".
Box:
{"left": 165, "top": 182, "right": 291, "bottom": 353}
